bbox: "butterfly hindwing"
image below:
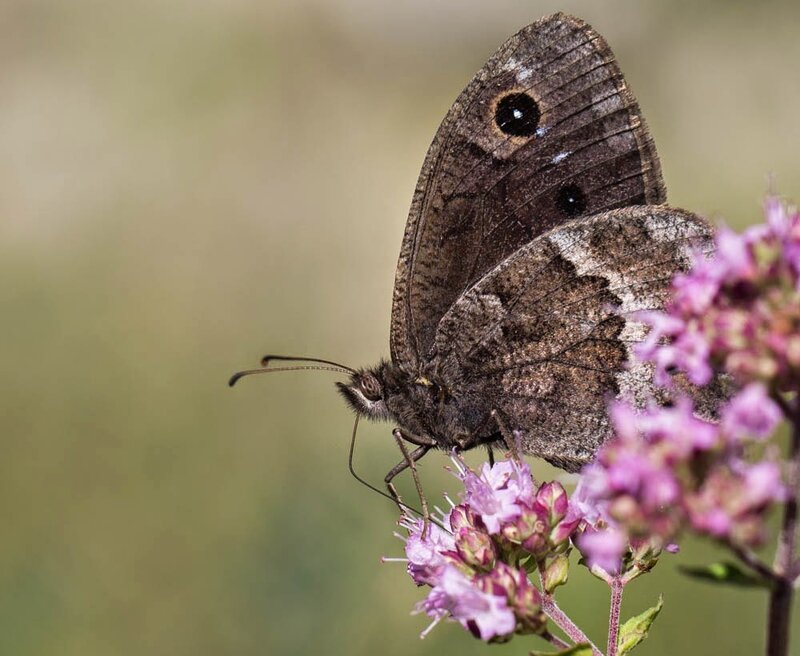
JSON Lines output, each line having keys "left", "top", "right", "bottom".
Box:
{"left": 390, "top": 13, "right": 665, "bottom": 371}
{"left": 426, "top": 206, "right": 715, "bottom": 471}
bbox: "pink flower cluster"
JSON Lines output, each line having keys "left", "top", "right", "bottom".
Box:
{"left": 578, "top": 388, "right": 785, "bottom": 568}
{"left": 576, "top": 199, "right": 797, "bottom": 570}
{"left": 391, "top": 458, "right": 672, "bottom": 642}
{"left": 394, "top": 459, "right": 579, "bottom": 641}
{"left": 637, "top": 197, "right": 800, "bottom": 390}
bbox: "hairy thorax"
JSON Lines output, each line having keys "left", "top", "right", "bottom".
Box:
{"left": 382, "top": 361, "right": 497, "bottom": 449}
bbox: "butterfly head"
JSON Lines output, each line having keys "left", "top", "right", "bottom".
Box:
{"left": 336, "top": 364, "right": 392, "bottom": 421}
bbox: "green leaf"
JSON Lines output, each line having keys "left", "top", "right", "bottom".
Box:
{"left": 530, "top": 643, "right": 592, "bottom": 656}
{"left": 617, "top": 595, "right": 663, "bottom": 655}
{"left": 678, "top": 562, "right": 770, "bottom": 588}
{"left": 521, "top": 555, "right": 540, "bottom": 574}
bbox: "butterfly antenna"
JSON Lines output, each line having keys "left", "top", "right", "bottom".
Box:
{"left": 260, "top": 354, "right": 356, "bottom": 374}
{"left": 228, "top": 364, "right": 351, "bottom": 387}
{"left": 229, "top": 354, "right": 357, "bottom": 387}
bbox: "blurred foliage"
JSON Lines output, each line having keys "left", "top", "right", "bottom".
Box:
{"left": 1, "top": 1, "right": 799, "bottom": 654}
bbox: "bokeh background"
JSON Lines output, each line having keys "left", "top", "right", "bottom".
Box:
{"left": 2, "top": 1, "right": 800, "bottom": 654}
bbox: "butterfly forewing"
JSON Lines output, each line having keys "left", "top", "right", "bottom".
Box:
{"left": 391, "top": 13, "right": 665, "bottom": 370}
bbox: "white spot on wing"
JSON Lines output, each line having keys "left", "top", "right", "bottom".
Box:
{"left": 548, "top": 220, "right": 656, "bottom": 407}
{"left": 503, "top": 55, "right": 535, "bottom": 84}
{"left": 552, "top": 151, "right": 571, "bottom": 165}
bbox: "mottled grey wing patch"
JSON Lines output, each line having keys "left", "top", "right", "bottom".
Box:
{"left": 390, "top": 13, "right": 665, "bottom": 371}
{"left": 428, "top": 206, "right": 714, "bottom": 471}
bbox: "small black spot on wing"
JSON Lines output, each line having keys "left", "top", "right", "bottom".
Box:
{"left": 556, "top": 183, "right": 586, "bottom": 217}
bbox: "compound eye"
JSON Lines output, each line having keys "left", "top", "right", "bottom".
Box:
{"left": 360, "top": 374, "right": 381, "bottom": 401}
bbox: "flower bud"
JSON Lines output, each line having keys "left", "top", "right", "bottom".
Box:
{"left": 521, "top": 531, "right": 548, "bottom": 558}
{"left": 512, "top": 572, "right": 546, "bottom": 635}
{"left": 480, "top": 562, "right": 517, "bottom": 599}
{"left": 535, "top": 482, "right": 569, "bottom": 524}
{"left": 628, "top": 536, "right": 663, "bottom": 573}
{"left": 520, "top": 503, "right": 550, "bottom": 560}
{"left": 550, "top": 516, "right": 580, "bottom": 547}
{"left": 629, "top": 536, "right": 660, "bottom": 561}
{"left": 455, "top": 527, "right": 496, "bottom": 571}
{"left": 542, "top": 553, "right": 570, "bottom": 594}
{"left": 450, "top": 504, "right": 479, "bottom": 532}
{"left": 502, "top": 502, "right": 546, "bottom": 545}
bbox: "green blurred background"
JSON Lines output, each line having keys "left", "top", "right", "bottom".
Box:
{"left": 2, "top": 1, "right": 799, "bottom": 654}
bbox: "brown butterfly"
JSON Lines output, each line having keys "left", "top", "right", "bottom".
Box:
{"left": 232, "top": 13, "right": 722, "bottom": 504}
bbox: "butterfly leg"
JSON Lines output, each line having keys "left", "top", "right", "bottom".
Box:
{"left": 385, "top": 428, "right": 435, "bottom": 514}
{"left": 384, "top": 443, "right": 430, "bottom": 505}
{"left": 394, "top": 429, "right": 437, "bottom": 448}
{"left": 388, "top": 430, "right": 432, "bottom": 532}
{"left": 491, "top": 409, "right": 522, "bottom": 461}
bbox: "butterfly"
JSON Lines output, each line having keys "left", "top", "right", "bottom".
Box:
{"left": 232, "top": 13, "right": 723, "bottom": 503}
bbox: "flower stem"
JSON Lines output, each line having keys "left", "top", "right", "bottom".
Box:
{"left": 540, "top": 594, "right": 604, "bottom": 656}
{"left": 542, "top": 630, "right": 570, "bottom": 650}
{"left": 606, "top": 577, "right": 624, "bottom": 656}
{"left": 724, "top": 540, "right": 781, "bottom": 584}
{"left": 766, "top": 404, "right": 800, "bottom": 656}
